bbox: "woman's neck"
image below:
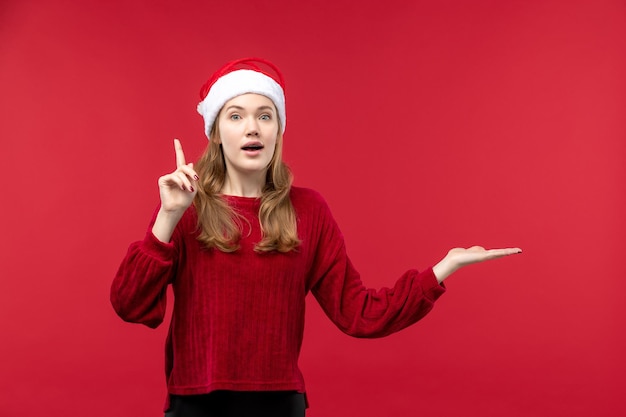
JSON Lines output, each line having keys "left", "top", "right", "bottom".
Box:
{"left": 221, "top": 170, "right": 266, "bottom": 197}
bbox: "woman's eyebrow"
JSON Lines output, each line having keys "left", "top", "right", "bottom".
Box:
{"left": 224, "top": 105, "right": 275, "bottom": 112}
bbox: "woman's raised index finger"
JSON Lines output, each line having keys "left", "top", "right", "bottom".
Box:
{"left": 174, "top": 139, "right": 186, "bottom": 167}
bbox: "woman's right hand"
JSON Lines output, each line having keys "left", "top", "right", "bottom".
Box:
{"left": 152, "top": 139, "right": 199, "bottom": 243}
{"left": 158, "top": 139, "right": 199, "bottom": 214}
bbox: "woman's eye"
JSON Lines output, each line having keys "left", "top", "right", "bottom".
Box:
{"left": 230, "top": 114, "right": 241, "bottom": 120}
{"left": 259, "top": 114, "right": 271, "bottom": 120}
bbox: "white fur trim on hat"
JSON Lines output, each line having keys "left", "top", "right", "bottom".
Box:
{"left": 197, "top": 69, "right": 286, "bottom": 139}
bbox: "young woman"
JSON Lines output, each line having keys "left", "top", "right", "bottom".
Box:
{"left": 111, "top": 58, "right": 521, "bottom": 417}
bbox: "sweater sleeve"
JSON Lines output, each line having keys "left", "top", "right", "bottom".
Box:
{"left": 308, "top": 196, "right": 446, "bottom": 338}
{"left": 110, "top": 207, "right": 179, "bottom": 329}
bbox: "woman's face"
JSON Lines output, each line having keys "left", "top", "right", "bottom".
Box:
{"left": 215, "top": 93, "right": 279, "bottom": 177}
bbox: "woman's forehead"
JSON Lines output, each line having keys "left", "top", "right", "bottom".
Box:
{"left": 223, "top": 93, "right": 276, "bottom": 109}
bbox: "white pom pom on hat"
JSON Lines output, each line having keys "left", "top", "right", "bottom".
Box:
{"left": 197, "top": 57, "right": 286, "bottom": 140}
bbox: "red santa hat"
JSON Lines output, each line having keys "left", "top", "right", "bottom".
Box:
{"left": 197, "top": 57, "right": 286, "bottom": 139}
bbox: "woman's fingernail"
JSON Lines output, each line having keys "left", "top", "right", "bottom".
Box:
{"left": 190, "top": 186, "right": 195, "bottom": 192}
{"left": 194, "top": 175, "right": 199, "bottom": 180}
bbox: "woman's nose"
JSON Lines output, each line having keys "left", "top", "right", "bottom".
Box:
{"left": 245, "top": 118, "right": 260, "bottom": 136}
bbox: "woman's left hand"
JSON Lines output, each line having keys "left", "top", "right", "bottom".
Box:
{"left": 432, "top": 246, "right": 522, "bottom": 283}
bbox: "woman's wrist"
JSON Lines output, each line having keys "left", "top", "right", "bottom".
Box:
{"left": 432, "top": 257, "right": 458, "bottom": 284}
{"left": 152, "top": 208, "right": 184, "bottom": 243}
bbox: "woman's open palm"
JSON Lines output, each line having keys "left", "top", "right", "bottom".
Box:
{"left": 433, "top": 246, "right": 522, "bottom": 282}
{"left": 446, "top": 246, "right": 522, "bottom": 267}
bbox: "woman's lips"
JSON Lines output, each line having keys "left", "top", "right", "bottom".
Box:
{"left": 241, "top": 141, "right": 264, "bottom": 155}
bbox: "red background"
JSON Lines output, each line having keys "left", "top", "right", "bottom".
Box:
{"left": 1, "top": 0, "right": 624, "bottom": 416}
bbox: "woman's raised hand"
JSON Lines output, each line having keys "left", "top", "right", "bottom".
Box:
{"left": 432, "top": 246, "right": 522, "bottom": 283}
{"left": 157, "top": 139, "right": 199, "bottom": 214}
{"left": 151, "top": 139, "right": 199, "bottom": 243}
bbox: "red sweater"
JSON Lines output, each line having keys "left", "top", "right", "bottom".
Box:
{"left": 111, "top": 186, "right": 445, "bottom": 400}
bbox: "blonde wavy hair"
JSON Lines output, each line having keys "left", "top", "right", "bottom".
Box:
{"left": 193, "top": 119, "right": 300, "bottom": 253}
